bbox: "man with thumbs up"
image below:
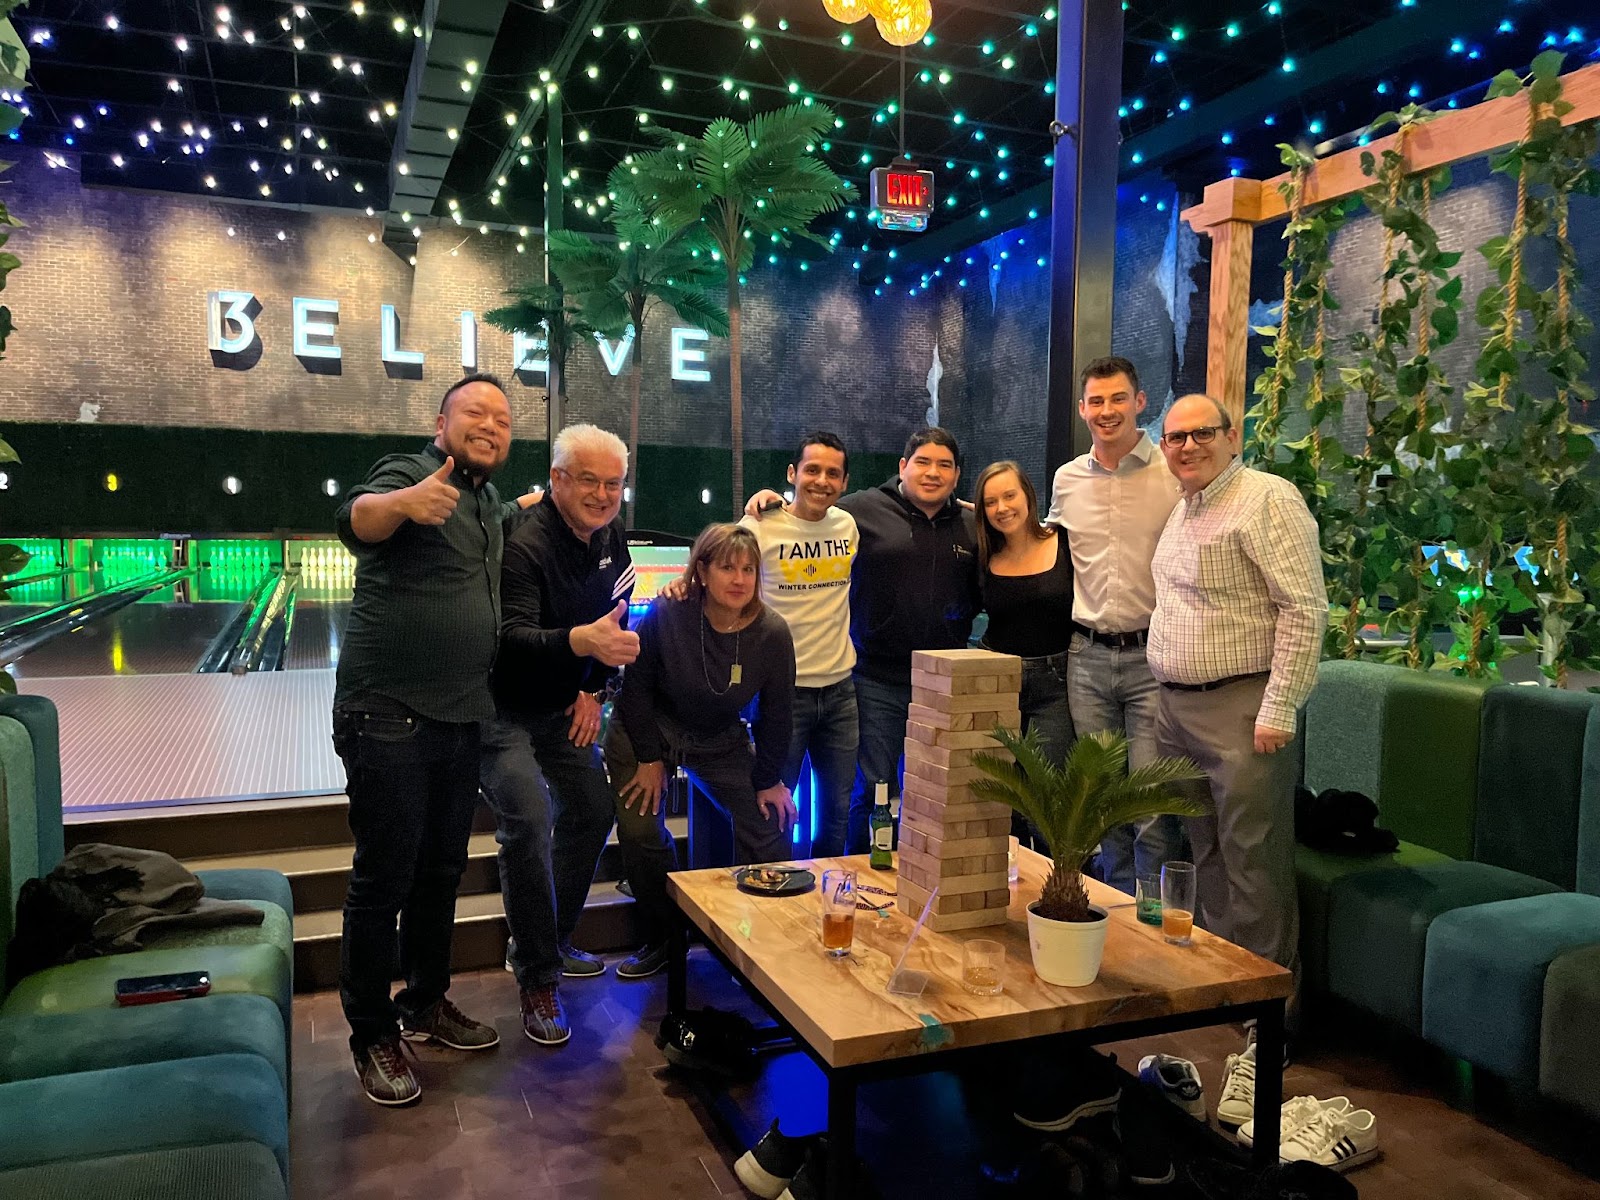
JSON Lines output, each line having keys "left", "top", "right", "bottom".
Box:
{"left": 332, "top": 373, "right": 519, "bottom": 1106}
{"left": 482, "top": 423, "right": 638, "bottom": 1048}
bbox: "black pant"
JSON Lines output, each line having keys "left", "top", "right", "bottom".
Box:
{"left": 605, "top": 717, "right": 792, "bottom": 947}
{"left": 333, "top": 706, "right": 480, "bottom": 1051}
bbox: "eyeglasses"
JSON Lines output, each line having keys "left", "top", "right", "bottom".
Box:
{"left": 558, "top": 469, "right": 624, "bottom": 494}
{"left": 1161, "top": 425, "right": 1224, "bottom": 448}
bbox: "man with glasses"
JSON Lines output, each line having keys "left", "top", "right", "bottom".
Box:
{"left": 1045, "top": 356, "right": 1184, "bottom": 894}
{"left": 1148, "top": 393, "right": 1324, "bottom": 1023}
{"left": 482, "top": 423, "right": 640, "bottom": 1047}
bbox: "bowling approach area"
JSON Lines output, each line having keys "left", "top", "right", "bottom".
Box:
{"left": 2, "top": 534, "right": 355, "bottom": 810}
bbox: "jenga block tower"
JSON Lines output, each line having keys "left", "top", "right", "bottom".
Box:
{"left": 897, "top": 648, "right": 1022, "bottom": 931}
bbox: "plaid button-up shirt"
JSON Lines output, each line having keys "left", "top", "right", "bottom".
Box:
{"left": 1147, "top": 457, "right": 1326, "bottom": 734}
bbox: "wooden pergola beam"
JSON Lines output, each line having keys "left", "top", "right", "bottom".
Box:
{"left": 1179, "top": 60, "right": 1600, "bottom": 424}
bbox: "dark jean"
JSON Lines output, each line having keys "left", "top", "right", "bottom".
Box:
{"left": 333, "top": 705, "right": 480, "bottom": 1052}
{"left": 480, "top": 707, "right": 617, "bottom": 990}
{"left": 848, "top": 672, "right": 914, "bottom": 854}
{"left": 1011, "top": 650, "right": 1076, "bottom": 850}
{"left": 782, "top": 679, "right": 860, "bottom": 858}
{"left": 606, "top": 717, "right": 792, "bottom": 947}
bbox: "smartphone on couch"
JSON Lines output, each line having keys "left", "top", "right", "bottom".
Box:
{"left": 114, "top": 971, "right": 212, "bottom": 1006}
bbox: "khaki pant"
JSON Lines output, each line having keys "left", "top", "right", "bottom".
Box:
{"left": 1156, "top": 676, "right": 1301, "bottom": 1021}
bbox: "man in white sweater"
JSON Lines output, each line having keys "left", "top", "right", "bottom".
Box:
{"left": 740, "top": 433, "right": 860, "bottom": 856}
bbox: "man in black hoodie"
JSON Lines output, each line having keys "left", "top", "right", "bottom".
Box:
{"left": 752, "top": 426, "right": 981, "bottom": 851}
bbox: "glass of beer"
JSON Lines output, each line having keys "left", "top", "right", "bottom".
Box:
{"left": 1161, "top": 862, "right": 1196, "bottom": 945}
{"left": 962, "top": 939, "right": 1005, "bottom": 996}
{"left": 820, "top": 868, "right": 857, "bottom": 957}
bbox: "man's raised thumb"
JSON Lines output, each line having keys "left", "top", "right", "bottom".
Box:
{"left": 433, "top": 456, "right": 455, "bottom": 479}
{"left": 606, "top": 599, "right": 626, "bottom": 623}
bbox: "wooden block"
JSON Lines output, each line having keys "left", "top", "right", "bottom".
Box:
{"left": 906, "top": 703, "right": 975, "bottom": 731}
{"left": 903, "top": 756, "right": 988, "bottom": 789}
{"left": 901, "top": 781, "right": 1011, "bottom": 821}
{"left": 925, "top": 906, "right": 1010, "bottom": 932}
{"left": 895, "top": 874, "right": 968, "bottom": 916}
{"left": 901, "top": 775, "right": 979, "bottom": 805}
{"left": 916, "top": 689, "right": 1027, "bottom": 715}
{"left": 985, "top": 888, "right": 1010, "bottom": 908}
{"left": 904, "top": 738, "right": 1013, "bottom": 770}
{"left": 920, "top": 832, "right": 1009, "bottom": 860}
{"left": 972, "top": 708, "right": 1023, "bottom": 730}
{"left": 911, "top": 669, "right": 1009, "bottom": 697}
{"left": 908, "top": 723, "right": 1008, "bottom": 751}
{"left": 914, "top": 649, "right": 1025, "bottom": 677}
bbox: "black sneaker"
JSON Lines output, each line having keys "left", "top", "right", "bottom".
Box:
{"left": 735, "top": 1119, "right": 817, "bottom": 1199}
{"left": 616, "top": 942, "right": 669, "bottom": 979}
{"left": 353, "top": 1036, "right": 421, "bottom": 1106}
{"left": 1013, "top": 1054, "right": 1122, "bottom": 1131}
{"left": 777, "top": 1139, "right": 827, "bottom": 1200}
{"left": 656, "top": 1008, "right": 757, "bottom": 1079}
{"left": 399, "top": 997, "right": 500, "bottom": 1051}
{"left": 560, "top": 943, "right": 607, "bottom": 978}
{"left": 617, "top": 877, "right": 635, "bottom": 898}
{"left": 521, "top": 984, "right": 571, "bottom": 1046}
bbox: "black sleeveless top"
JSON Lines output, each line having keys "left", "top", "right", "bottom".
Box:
{"left": 980, "top": 532, "right": 1075, "bottom": 658}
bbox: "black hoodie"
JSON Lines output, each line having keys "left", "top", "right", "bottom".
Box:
{"left": 838, "top": 478, "right": 981, "bottom": 686}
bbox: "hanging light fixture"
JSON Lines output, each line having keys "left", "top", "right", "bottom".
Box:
{"left": 821, "top": 0, "right": 871, "bottom": 22}
{"left": 876, "top": 0, "right": 932, "bottom": 47}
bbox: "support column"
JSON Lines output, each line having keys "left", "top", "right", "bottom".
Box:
{"left": 1205, "top": 219, "right": 1255, "bottom": 427}
{"left": 544, "top": 86, "right": 565, "bottom": 443}
{"left": 1044, "top": 0, "right": 1125, "bottom": 474}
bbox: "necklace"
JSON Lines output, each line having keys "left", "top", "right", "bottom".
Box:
{"left": 699, "top": 601, "right": 744, "bottom": 695}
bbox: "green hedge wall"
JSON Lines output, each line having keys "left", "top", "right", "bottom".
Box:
{"left": 0, "top": 424, "right": 904, "bottom": 539}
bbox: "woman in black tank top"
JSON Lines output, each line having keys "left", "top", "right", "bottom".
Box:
{"left": 974, "top": 461, "right": 1077, "bottom": 792}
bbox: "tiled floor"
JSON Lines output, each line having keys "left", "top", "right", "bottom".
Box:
{"left": 290, "top": 956, "right": 1600, "bottom": 1199}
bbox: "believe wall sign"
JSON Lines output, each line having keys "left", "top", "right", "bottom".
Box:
{"left": 205, "top": 290, "right": 716, "bottom": 383}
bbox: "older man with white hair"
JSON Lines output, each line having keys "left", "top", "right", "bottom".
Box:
{"left": 481, "top": 423, "right": 640, "bottom": 1048}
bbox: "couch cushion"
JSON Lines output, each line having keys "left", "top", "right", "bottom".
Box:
{"left": 0, "top": 1054, "right": 287, "bottom": 1179}
{"left": 0, "top": 1141, "right": 287, "bottom": 1200}
{"left": 0, "top": 695, "right": 63, "bottom": 873}
{"left": 1303, "top": 662, "right": 1487, "bottom": 858}
{"left": 1423, "top": 893, "right": 1600, "bottom": 1082}
{"left": 0, "top": 992, "right": 286, "bottom": 1091}
{"left": 194, "top": 869, "right": 295, "bottom": 923}
{"left": 1296, "top": 841, "right": 1454, "bottom": 996}
{"left": 1580, "top": 709, "right": 1600, "bottom": 898}
{"left": 1475, "top": 686, "right": 1600, "bottom": 890}
{"left": 0, "top": 716, "right": 37, "bottom": 995}
{"left": 1326, "top": 860, "right": 1561, "bottom": 1032}
{"left": 1540, "top": 944, "right": 1600, "bottom": 1121}
{"left": 0, "top": 943, "right": 290, "bottom": 1032}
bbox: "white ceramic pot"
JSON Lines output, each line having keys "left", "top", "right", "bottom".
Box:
{"left": 1026, "top": 900, "right": 1109, "bottom": 986}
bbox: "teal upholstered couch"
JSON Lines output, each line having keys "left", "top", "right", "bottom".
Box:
{"left": 0, "top": 694, "right": 292, "bottom": 1198}
{"left": 1298, "top": 663, "right": 1600, "bottom": 1122}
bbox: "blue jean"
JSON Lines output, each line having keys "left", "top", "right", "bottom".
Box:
{"left": 480, "top": 708, "right": 617, "bottom": 989}
{"left": 1013, "top": 651, "right": 1076, "bottom": 849}
{"left": 1067, "top": 634, "right": 1188, "bottom": 894}
{"left": 783, "top": 679, "right": 860, "bottom": 858}
{"left": 333, "top": 706, "right": 480, "bottom": 1051}
{"left": 848, "top": 673, "right": 913, "bottom": 854}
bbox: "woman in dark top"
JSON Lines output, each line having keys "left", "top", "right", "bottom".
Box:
{"left": 605, "top": 523, "right": 798, "bottom": 977}
{"left": 975, "top": 460, "right": 1076, "bottom": 781}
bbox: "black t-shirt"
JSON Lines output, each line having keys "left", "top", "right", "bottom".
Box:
{"left": 980, "top": 532, "right": 1075, "bottom": 658}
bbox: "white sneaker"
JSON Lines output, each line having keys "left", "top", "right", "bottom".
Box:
{"left": 1279, "top": 1106, "right": 1379, "bottom": 1172}
{"left": 1236, "top": 1095, "right": 1352, "bottom": 1147}
{"left": 1216, "top": 1042, "right": 1256, "bottom": 1126}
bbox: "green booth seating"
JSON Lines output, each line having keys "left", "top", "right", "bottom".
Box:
{"left": 1540, "top": 944, "right": 1600, "bottom": 1122}
{"left": 0, "top": 1054, "right": 288, "bottom": 1181}
{"left": 0, "top": 694, "right": 294, "bottom": 1191}
{"left": 1423, "top": 893, "right": 1600, "bottom": 1083}
{"left": 1324, "top": 684, "right": 1600, "bottom": 1033}
{"left": 0, "top": 1142, "right": 287, "bottom": 1200}
{"left": 1296, "top": 662, "right": 1487, "bottom": 994}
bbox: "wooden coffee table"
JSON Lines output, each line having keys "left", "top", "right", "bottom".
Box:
{"left": 667, "top": 849, "right": 1292, "bottom": 1198}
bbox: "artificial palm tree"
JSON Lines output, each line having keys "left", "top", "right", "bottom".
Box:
{"left": 971, "top": 729, "right": 1208, "bottom": 924}
{"left": 628, "top": 104, "right": 856, "bottom": 515}
{"left": 542, "top": 182, "right": 728, "bottom": 527}
{"left": 482, "top": 282, "right": 595, "bottom": 420}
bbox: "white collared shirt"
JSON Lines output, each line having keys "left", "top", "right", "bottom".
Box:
{"left": 1147, "top": 458, "right": 1327, "bottom": 733}
{"left": 1045, "top": 431, "right": 1180, "bottom": 634}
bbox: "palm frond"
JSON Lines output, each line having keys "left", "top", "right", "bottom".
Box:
{"left": 655, "top": 284, "right": 730, "bottom": 338}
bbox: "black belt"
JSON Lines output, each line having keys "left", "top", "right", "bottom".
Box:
{"left": 1161, "top": 671, "right": 1269, "bottom": 693}
{"left": 1075, "top": 625, "right": 1148, "bottom": 649}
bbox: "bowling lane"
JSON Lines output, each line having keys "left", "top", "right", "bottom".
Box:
{"left": 7, "top": 571, "right": 262, "bottom": 679}
{"left": 285, "top": 598, "right": 351, "bottom": 670}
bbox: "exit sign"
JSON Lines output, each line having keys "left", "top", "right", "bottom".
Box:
{"left": 869, "top": 165, "right": 935, "bottom": 233}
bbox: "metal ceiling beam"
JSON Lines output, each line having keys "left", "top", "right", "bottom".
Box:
{"left": 856, "top": 0, "right": 1516, "bottom": 284}
{"left": 381, "top": 0, "right": 512, "bottom": 244}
